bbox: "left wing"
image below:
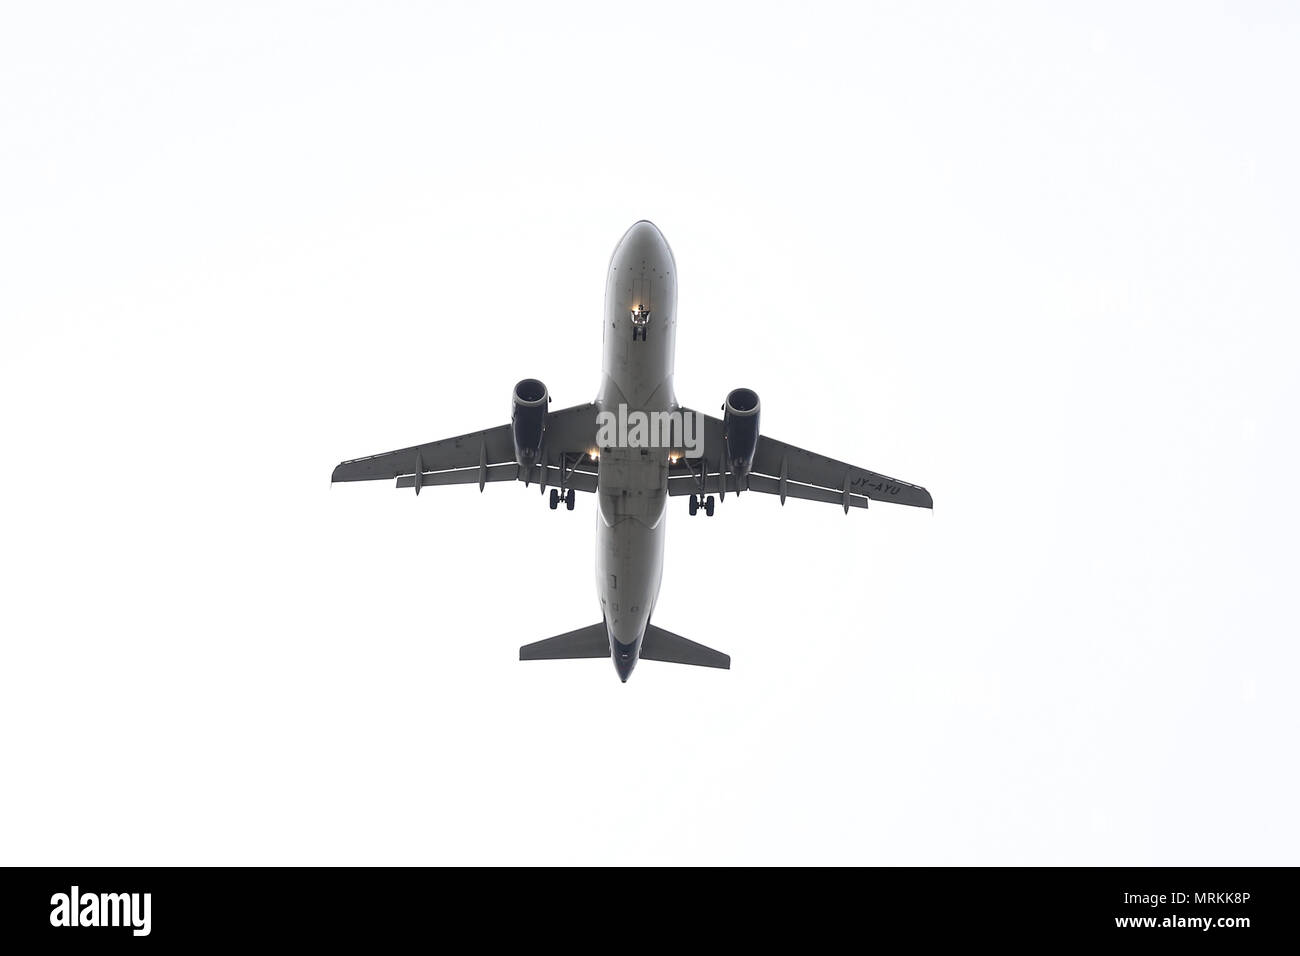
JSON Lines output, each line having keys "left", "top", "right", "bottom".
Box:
{"left": 331, "top": 403, "right": 600, "bottom": 494}
{"left": 671, "top": 412, "right": 932, "bottom": 512}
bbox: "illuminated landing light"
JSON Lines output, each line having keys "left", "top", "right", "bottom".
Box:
{"left": 668, "top": 453, "right": 680, "bottom": 464}
{"left": 588, "top": 449, "right": 599, "bottom": 461}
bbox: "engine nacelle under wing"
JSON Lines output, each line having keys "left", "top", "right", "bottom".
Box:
{"left": 511, "top": 378, "right": 550, "bottom": 474}
{"left": 722, "top": 387, "right": 761, "bottom": 478}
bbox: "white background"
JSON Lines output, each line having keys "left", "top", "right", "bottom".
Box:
{"left": 2, "top": 2, "right": 1296, "bottom": 865}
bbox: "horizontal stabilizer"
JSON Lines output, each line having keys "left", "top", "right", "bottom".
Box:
{"left": 520, "top": 623, "right": 609, "bottom": 661}
{"left": 641, "top": 625, "right": 730, "bottom": 670}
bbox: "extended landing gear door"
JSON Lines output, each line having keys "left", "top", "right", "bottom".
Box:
{"left": 631, "top": 277, "right": 651, "bottom": 313}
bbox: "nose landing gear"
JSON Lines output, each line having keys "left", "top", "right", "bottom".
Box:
{"left": 631, "top": 305, "right": 651, "bottom": 341}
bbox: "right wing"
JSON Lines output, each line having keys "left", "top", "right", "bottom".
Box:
{"left": 751, "top": 431, "right": 933, "bottom": 510}
{"left": 331, "top": 403, "right": 600, "bottom": 493}
{"left": 671, "top": 411, "right": 932, "bottom": 512}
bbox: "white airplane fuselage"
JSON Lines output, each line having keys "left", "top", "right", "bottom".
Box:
{"left": 595, "top": 221, "right": 678, "bottom": 681}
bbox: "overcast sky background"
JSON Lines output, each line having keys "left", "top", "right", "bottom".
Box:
{"left": 2, "top": 2, "right": 1297, "bottom": 864}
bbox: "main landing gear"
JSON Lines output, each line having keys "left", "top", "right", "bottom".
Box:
{"left": 681, "top": 456, "right": 717, "bottom": 517}
{"left": 549, "top": 488, "right": 575, "bottom": 511}
{"left": 688, "top": 495, "right": 715, "bottom": 517}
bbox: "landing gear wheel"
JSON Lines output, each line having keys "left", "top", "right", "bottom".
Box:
{"left": 565, "top": 489, "right": 575, "bottom": 510}
{"left": 705, "top": 495, "right": 715, "bottom": 517}
{"left": 549, "top": 488, "right": 559, "bottom": 510}
{"left": 688, "top": 495, "right": 698, "bottom": 516}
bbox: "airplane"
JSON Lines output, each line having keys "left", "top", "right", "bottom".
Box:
{"left": 331, "top": 221, "right": 933, "bottom": 681}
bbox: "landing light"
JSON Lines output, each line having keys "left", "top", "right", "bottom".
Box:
{"left": 589, "top": 450, "right": 599, "bottom": 461}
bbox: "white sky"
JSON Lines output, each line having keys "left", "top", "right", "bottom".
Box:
{"left": 1, "top": 2, "right": 1296, "bottom": 864}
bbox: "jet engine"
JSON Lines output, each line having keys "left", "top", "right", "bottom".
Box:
{"left": 722, "top": 387, "right": 761, "bottom": 477}
{"left": 512, "top": 378, "right": 550, "bottom": 469}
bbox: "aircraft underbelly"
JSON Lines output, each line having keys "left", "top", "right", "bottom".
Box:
{"left": 593, "top": 220, "right": 678, "bottom": 660}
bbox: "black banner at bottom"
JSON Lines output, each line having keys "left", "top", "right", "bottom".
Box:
{"left": 0, "top": 866, "right": 1289, "bottom": 946}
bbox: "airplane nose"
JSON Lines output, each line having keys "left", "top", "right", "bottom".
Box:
{"left": 615, "top": 220, "right": 670, "bottom": 259}
{"left": 613, "top": 641, "right": 638, "bottom": 682}
{"left": 625, "top": 219, "right": 664, "bottom": 242}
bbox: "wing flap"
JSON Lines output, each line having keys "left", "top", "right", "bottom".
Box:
{"left": 747, "top": 474, "right": 869, "bottom": 509}
{"left": 667, "top": 472, "right": 741, "bottom": 496}
{"left": 395, "top": 463, "right": 519, "bottom": 488}
{"left": 540, "top": 463, "right": 599, "bottom": 494}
